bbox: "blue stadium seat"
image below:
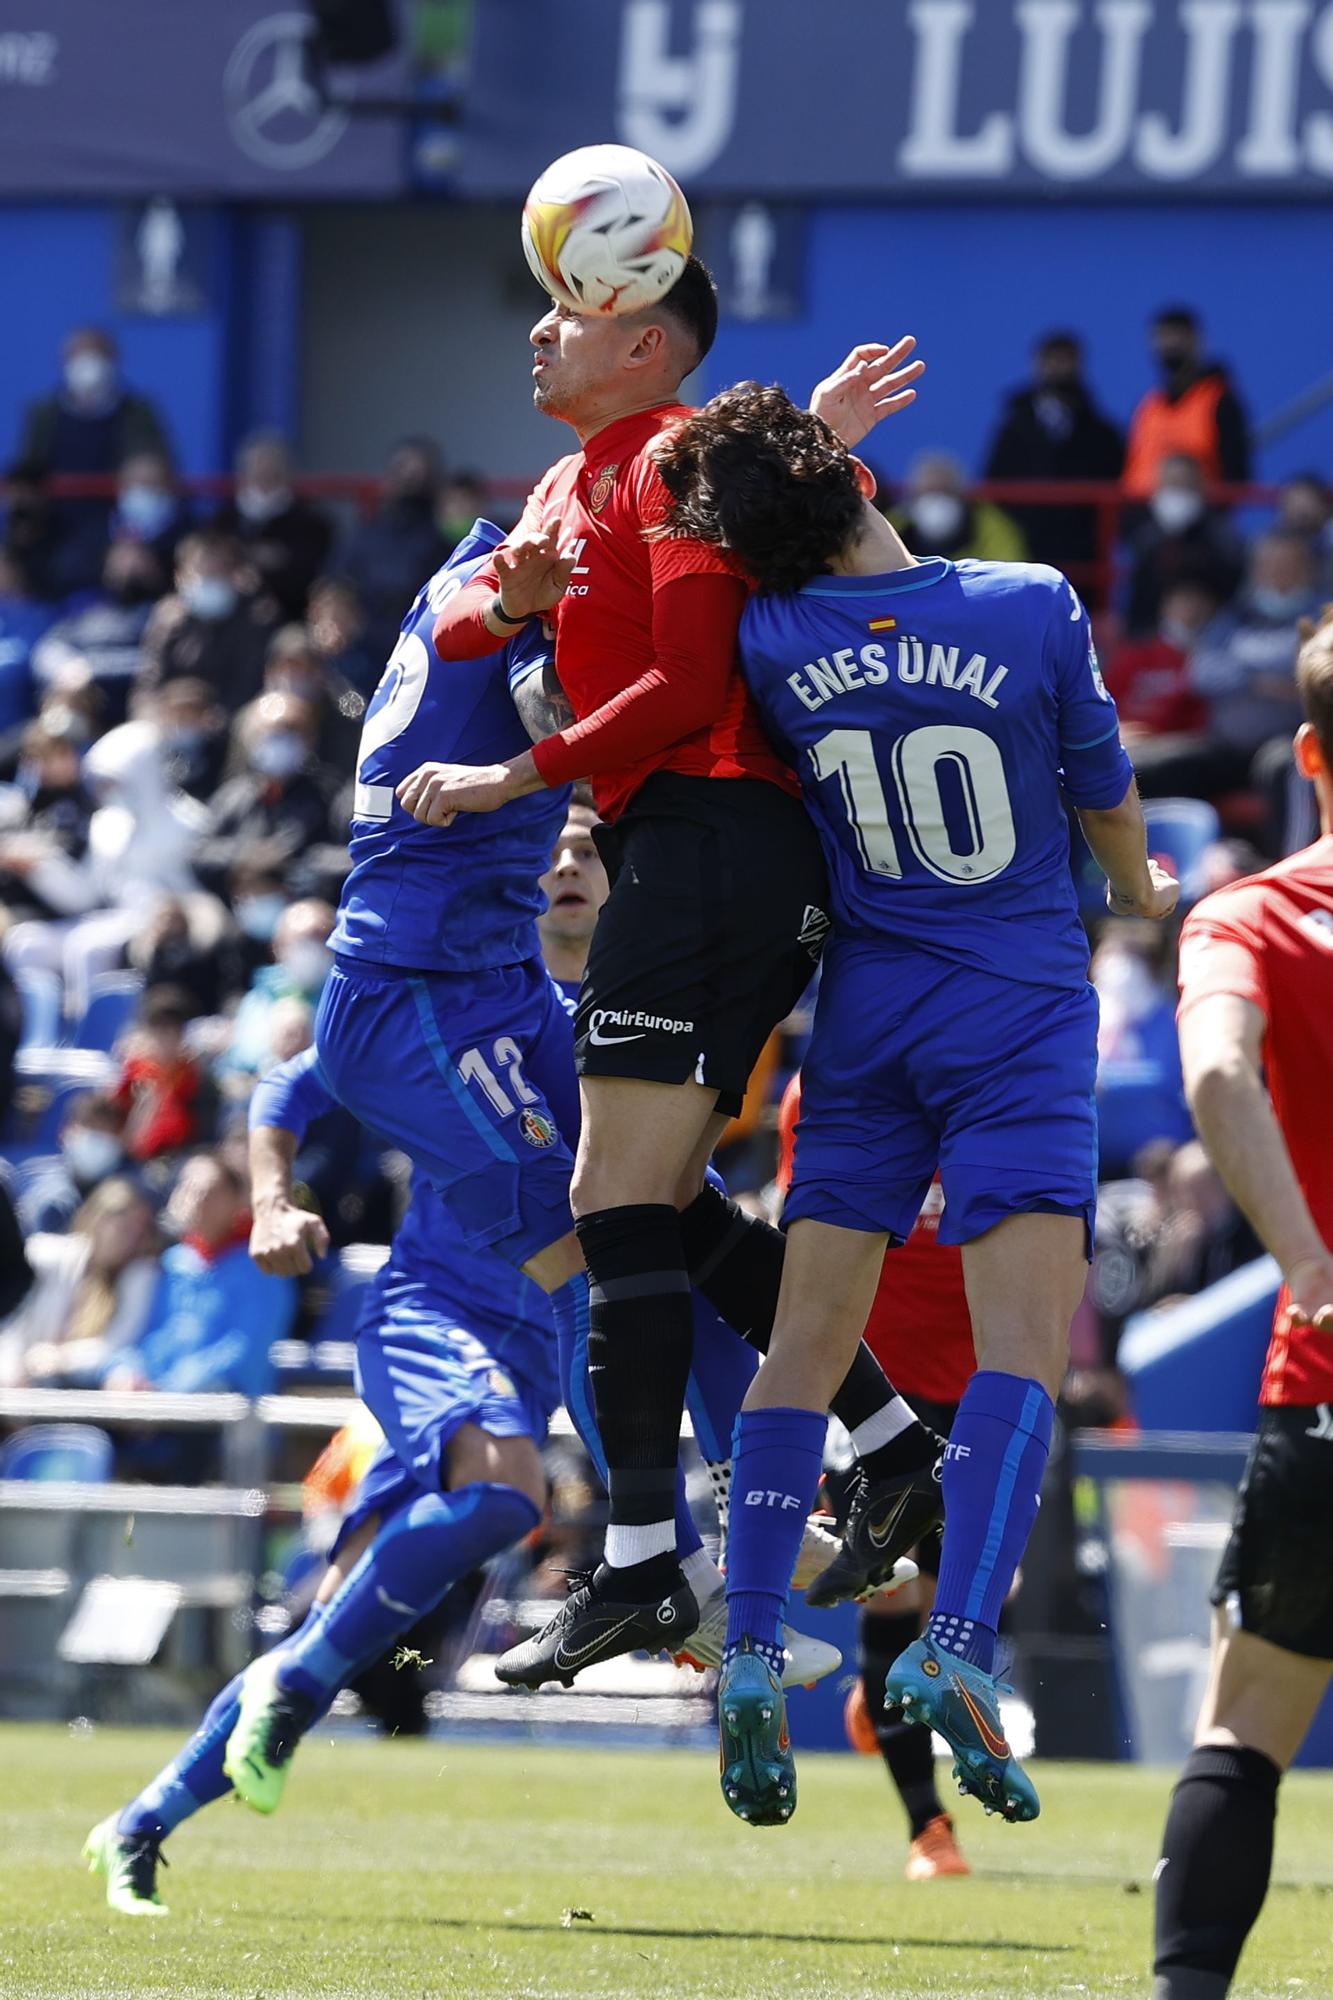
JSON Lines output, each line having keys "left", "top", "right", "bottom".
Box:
{"left": 316, "top": 1243, "right": 390, "bottom": 1345}
{"left": 1142, "top": 797, "right": 1221, "bottom": 908}
{"left": 14, "top": 967, "right": 62, "bottom": 1052}
{"left": 74, "top": 971, "right": 144, "bottom": 1054}
{"left": 2, "top": 1048, "right": 116, "bottom": 1154}
{"left": 0, "top": 1423, "right": 115, "bottom": 1482}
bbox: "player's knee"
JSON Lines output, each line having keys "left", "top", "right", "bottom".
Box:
{"left": 445, "top": 1426, "right": 547, "bottom": 1514}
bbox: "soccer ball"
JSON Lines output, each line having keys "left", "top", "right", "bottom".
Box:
{"left": 521, "top": 144, "right": 693, "bottom": 317}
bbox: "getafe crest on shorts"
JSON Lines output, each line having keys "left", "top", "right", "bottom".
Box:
{"left": 520, "top": 1106, "right": 559, "bottom": 1149}
{"left": 589, "top": 463, "right": 619, "bottom": 513}
{"left": 487, "top": 1367, "right": 517, "bottom": 1401}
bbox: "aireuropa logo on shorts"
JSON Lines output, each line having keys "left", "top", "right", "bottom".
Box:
{"left": 587, "top": 1008, "right": 695, "bottom": 1047}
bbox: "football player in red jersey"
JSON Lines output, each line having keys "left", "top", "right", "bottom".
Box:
{"left": 396, "top": 259, "right": 942, "bottom": 1685}
{"left": 1153, "top": 610, "right": 1333, "bottom": 2000}
{"left": 776, "top": 1077, "right": 975, "bottom": 1881}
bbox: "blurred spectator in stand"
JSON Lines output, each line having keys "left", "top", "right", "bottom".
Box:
{"left": 1092, "top": 921, "right": 1192, "bottom": 1179}
{"left": 1124, "top": 453, "right": 1245, "bottom": 635}
{"left": 2, "top": 463, "right": 70, "bottom": 603}
{"left": 983, "top": 331, "right": 1123, "bottom": 599}
{"left": 1103, "top": 577, "right": 1219, "bottom": 752}
{"left": 437, "top": 470, "right": 489, "bottom": 551}
{"left": 139, "top": 530, "right": 278, "bottom": 714}
{"left": 110, "top": 983, "right": 207, "bottom": 1164}
{"left": 1122, "top": 306, "right": 1251, "bottom": 500}
{"left": 194, "top": 691, "right": 336, "bottom": 897}
{"left": 17, "top": 329, "right": 173, "bottom": 595}
{"left": 0, "top": 1179, "right": 159, "bottom": 1388}
{"left": 0, "top": 943, "right": 19, "bottom": 1122}
{"left": 153, "top": 675, "right": 229, "bottom": 802}
{"left": 126, "top": 896, "right": 225, "bottom": 1018}
{"left": 217, "top": 896, "right": 334, "bottom": 1094}
{"left": 30, "top": 537, "right": 166, "bottom": 727}
{"left": 888, "top": 453, "right": 1026, "bottom": 563}
{"left": 0, "top": 717, "right": 93, "bottom": 926}
{"left": 0, "top": 718, "right": 205, "bottom": 1020}
{"left": 1190, "top": 529, "right": 1321, "bottom": 851}
{"left": 308, "top": 575, "right": 381, "bottom": 699}
{"left": 104, "top": 1151, "right": 295, "bottom": 1397}
{"left": 220, "top": 861, "right": 290, "bottom": 998}
{"left": 17, "top": 1091, "right": 130, "bottom": 1236}
{"left": 264, "top": 611, "right": 366, "bottom": 774}
{"left": 0, "top": 551, "right": 52, "bottom": 758}
{"left": 108, "top": 449, "right": 190, "bottom": 573}
{"left": 1275, "top": 472, "right": 1333, "bottom": 594}
{"left": 340, "top": 438, "right": 448, "bottom": 657}
{"left": 215, "top": 432, "right": 333, "bottom": 621}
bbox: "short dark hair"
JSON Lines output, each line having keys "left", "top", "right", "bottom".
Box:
{"left": 142, "top": 984, "right": 193, "bottom": 1030}
{"left": 1154, "top": 305, "right": 1199, "bottom": 334}
{"left": 1297, "top": 606, "right": 1333, "bottom": 763}
{"left": 656, "top": 381, "right": 862, "bottom": 595}
{"left": 656, "top": 255, "right": 718, "bottom": 371}
{"left": 1037, "top": 330, "right": 1081, "bottom": 356}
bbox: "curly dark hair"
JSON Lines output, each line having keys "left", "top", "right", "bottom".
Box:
{"left": 655, "top": 381, "right": 864, "bottom": 594}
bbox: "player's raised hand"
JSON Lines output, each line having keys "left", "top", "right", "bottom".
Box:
{"left": 249, "top": 1200, "right": 330, "bottom": 1278}
{"left": 1286, "top": 1252, "right": 1333, "bottom": 1335}
{"left": 810, "top": 337, "right": 925, "bottom": 448}
{"left": 495, "top": 531, "right": 577, "bottom": 619}
{"left": 1107, "top": 859, "right": 1180, "bottom": 922}
{"left": 397, "top": 760, "right": 513, "bottom": 825}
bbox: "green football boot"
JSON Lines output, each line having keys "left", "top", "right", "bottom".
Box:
{"left": 717, "top": 1638, "right": 797, "bottom": 1828}
{"left": 223, "top": 1653, "right": 317, "bottom": 1815}
{"left": 83, "top": 1817, "right": 169, "bottom": 1917}
{"left": 885, "top": 1634, "right": 1040, "bottom": 1823}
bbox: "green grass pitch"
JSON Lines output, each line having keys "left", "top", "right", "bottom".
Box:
{"left": 5, "top": 1721, "right": 1331, "bottom": 1998}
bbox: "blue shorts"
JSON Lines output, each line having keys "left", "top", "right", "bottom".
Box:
{"left": 334, "top": 1277, "right": 551, "bottom": 1555}
{"left": 784, "top": 937, "right": 1098, "bottom": 1250}
{"left": 316, "top": 955, "right": 579, "bottom": 1268}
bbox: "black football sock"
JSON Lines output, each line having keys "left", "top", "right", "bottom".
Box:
{"left": 576, "top": 1203, "right": 695, "bottom": 1601}
{"left": 861, "top": 1605, "right": 943, "bottom": 1838}
{"left": 1153, "top": 1743, "right": 1281, "bottom": 2000}
{"left": 678, "top": 1182, "right": 938, "bottom": 1473}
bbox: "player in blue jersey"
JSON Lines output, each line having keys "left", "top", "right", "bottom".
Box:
{"left": 655, "top": 384, "right": 1178, "bottom": 1828}
{"left": 287, "top": 510, "right": 925, "bottom": 1690}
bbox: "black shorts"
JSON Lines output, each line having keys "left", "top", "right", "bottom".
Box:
{"left": 576, "top": 771, "right": 829, "bottom": 1119}
{"left": 1212, "top": 1405, "right": 1333, "bottom": 1660}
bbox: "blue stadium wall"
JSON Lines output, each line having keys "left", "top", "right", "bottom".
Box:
{"left": 2, "top": 199, "right": 1331, "bottom": 482}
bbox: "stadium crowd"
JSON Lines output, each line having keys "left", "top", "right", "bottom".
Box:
{"left": 0, "top": 309, "right": 1323, "bottom": 1453}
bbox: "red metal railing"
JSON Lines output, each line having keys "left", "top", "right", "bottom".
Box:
{"left": 32, "top": 474, "right": 1282, "bottom": 609}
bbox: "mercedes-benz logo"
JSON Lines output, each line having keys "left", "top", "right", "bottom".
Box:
{"left": 225, "top": 12, "right": 349, "bottom": 170}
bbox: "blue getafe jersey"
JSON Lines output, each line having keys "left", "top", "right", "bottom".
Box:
{"left": 331, "top": 519, "right": 570, "bottom": 973}
{"left": 250, "top": 1050, "right": 559, "bottom": 1418}
{"left": 740, "top": 558, "right": 1134, "bottom": 990}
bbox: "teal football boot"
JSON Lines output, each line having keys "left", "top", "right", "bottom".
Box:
{"left": 885, "top": 1634, "right": 1039, "bottom": 1823}
{"left": 717, "top": 1638, "right": 796, "bottom": 1828}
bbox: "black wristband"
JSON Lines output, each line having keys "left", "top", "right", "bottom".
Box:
{"left": 491, "top": 595, "right": 532, "bottom": 628}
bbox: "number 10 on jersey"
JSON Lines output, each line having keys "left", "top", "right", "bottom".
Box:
{"left": 809, "top": 724, "right": 1017, "bottom": 885}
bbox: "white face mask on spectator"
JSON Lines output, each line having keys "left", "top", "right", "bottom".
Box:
{"left": 282, "top": 940, "right": 332, "bottom": 993}
{"left": 236, "top": 893, "right": 286, "bottom": 941}
{"left": 911, "top": 492, "right": 965, "bottom": 543}
{"left": 118, "top": 485, "right": 174, "bottom": 538}
{"left": 64, "top": 350, "right": 116, "bottom": 402}
{"left": 183, "top": 577, "right": 238, "bottom": 622}
{"left": 250, "top": 731, "right": 307, "bottom": 781}
{"left": 1150, "top": 489, "right": 1204, "bottom": 535}
{"left": 64, "top": 1129, "right": 123, "bottom": 1182}
{"left": 236, "top": 485, "right": 292, "bottom": 525}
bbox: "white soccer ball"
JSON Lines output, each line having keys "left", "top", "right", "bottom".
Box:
{"left": 521, "top": 143, "right": 693, "bottom": 317}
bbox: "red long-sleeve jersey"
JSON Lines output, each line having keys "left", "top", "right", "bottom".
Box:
{"left": 432, "top": 403, "right": 798, "bottom": 822}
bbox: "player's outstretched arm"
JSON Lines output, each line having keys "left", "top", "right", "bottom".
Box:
{"left": 1179, "top": 992, "right": 1333, "bottom": 1332}
{"left": 810, "top": 336, "right": 925, "bottom": 448}
{"left": 1076, "top": 783, "right": 1180, "bottom": 921}
{"left": 248, "top": 1123, "right": 330, "bottom": 1278}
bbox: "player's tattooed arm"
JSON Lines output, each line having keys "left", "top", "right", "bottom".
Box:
{"left": 512, "top": 655, "right": 576, "bottom": 745}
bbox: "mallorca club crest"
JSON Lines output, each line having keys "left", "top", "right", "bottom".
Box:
{"left": 589, "top": 462, "right": 619, "bottom": 513}
{"left": 520, "top": 1106, "right": 559, "bottom": 1149}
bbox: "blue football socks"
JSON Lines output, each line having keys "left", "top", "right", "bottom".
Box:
{"left": 929, "top": 1370, "right": 1055, "bottom": 1672}
{"left": 723, "top": 1405, "right": 828, "bottom": 1676}
{"left": 277, "top": 1481, "right": 539, "bottom": 1708}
